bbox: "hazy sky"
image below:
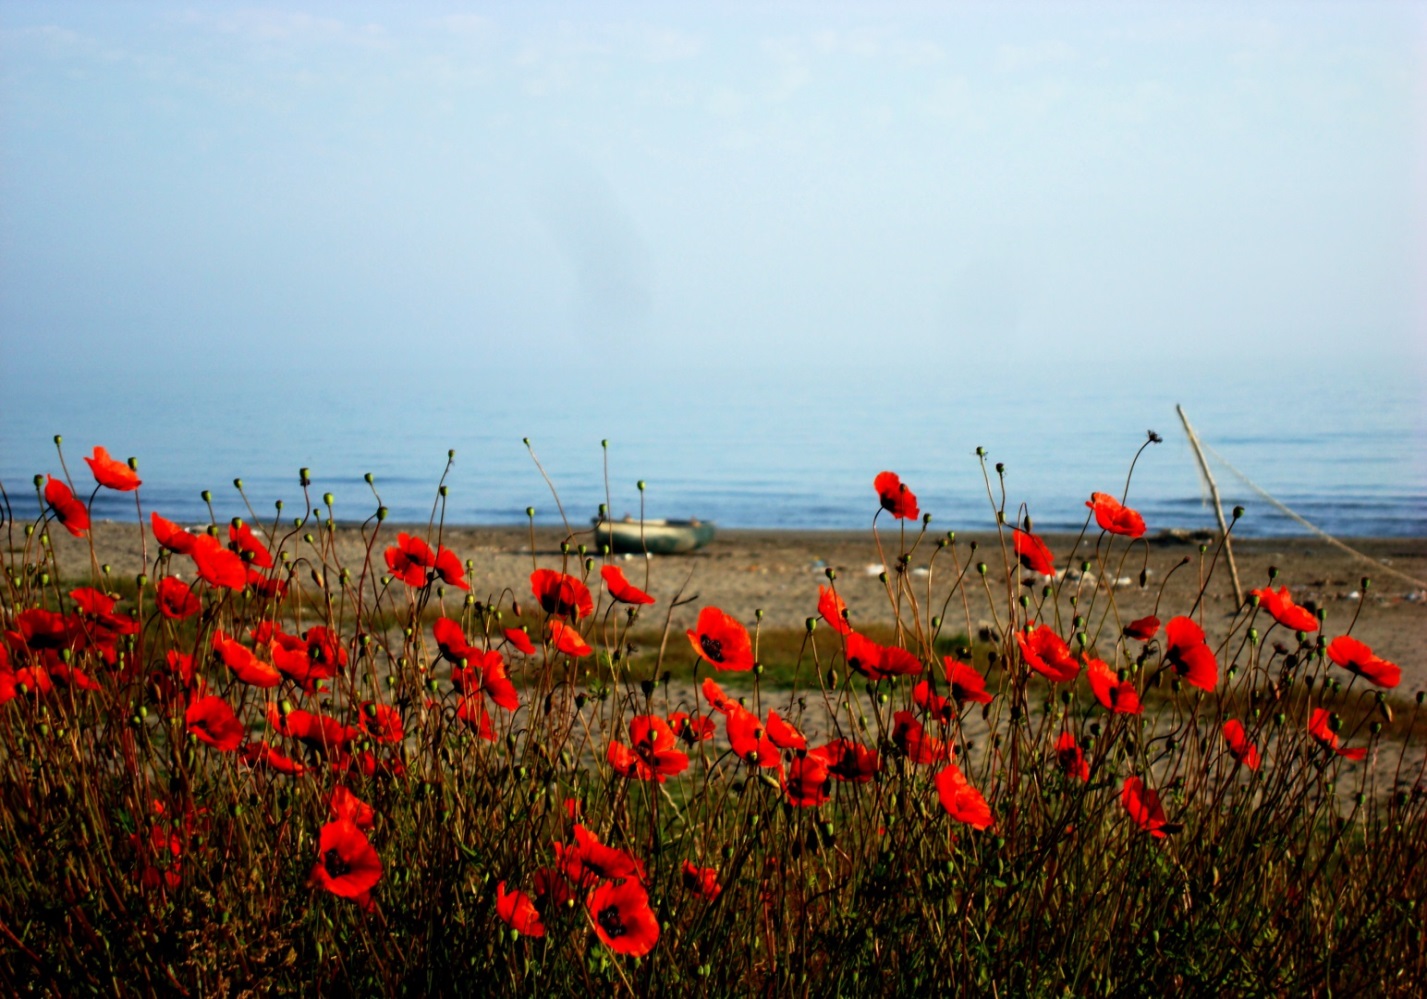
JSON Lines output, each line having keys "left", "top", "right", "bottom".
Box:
{"left": 1, "top": 1, "right": 1423, "bottom": 380}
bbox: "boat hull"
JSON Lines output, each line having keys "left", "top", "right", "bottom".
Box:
{"left": 593, "top": 519, "right": 715, "bottom": 555}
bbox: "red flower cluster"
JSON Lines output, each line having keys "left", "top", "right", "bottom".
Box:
{"left": 1251, "top": 586, "right": 1318, "bottom": 633}
{"left": 1087, "top": 492, "right": 1145, "bottom": 538}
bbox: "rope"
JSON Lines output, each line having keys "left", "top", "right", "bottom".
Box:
{"left": 1199, "top": 441, "right": 1427, "bottom": 591}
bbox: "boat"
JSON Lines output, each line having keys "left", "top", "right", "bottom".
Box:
{"left": 592, "top": 516, "right": 716, "bottom": 555}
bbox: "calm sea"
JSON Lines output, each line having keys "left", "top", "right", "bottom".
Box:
{"left": 2, "top": 356, "right": 1423, "bottom": 539}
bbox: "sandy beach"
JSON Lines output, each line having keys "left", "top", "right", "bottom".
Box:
{"left": 28, "top": 520, "right": 1427, "bottom": 691}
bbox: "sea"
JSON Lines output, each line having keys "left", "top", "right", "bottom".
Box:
{"left": 2, "top": 355, "right": 1423, "bottom": 540}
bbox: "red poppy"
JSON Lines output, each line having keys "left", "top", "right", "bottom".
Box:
{"left": 608, "top": 715, "right": 689, "bottom": 782}
{"left": 549, "top": 619, "right": 592, "bottom": 658}
{"left": 913, "top": 681, "right": 954, "bottom": 725}
{"left": 457, "top": 695, "right": 496, "bottom": 740}
{"left": 533, "top": 866, "right": 575, "bottom": 908}
{"left": 700, "top": 677, "right": 737, "bottom": 714}
{"left": 943, "top": 657, "right": 994, "bottom": 705}
{"left": 817, "top": 585, "right": 852, "bottom": 635}
{"left": 330, "top": 786, "right": 375, "bottom": 830}
{"left": 587, "top": 879, "right": 659, "bottom": 957}
{"left": 212, "top": 630, "right": 282, "bottom": 687}
{"left": 892, "top": 711, "right": 950, "bottom": 765}
{"left": 686, "top": 607, "right": 755, "bottom": 672}
{"left": 185, "top": 696, "right": 244, "bottom": 752}
{"left": 265, "top": 628, "right": 328, "bottom": 693}
{"left": 1085, "top": 655, "right": 1142, "bottom": 715}
{"left": 874, "top": 471, "right": 920, "bottom": 520}
{"left": 359, "top": 701, "right": 404, "bottom": 744}
{"left": 557, "top": 825, "right": 646, "bottom": 886}
{"left": 668, "top": 711, "right": 716, "bottom": 744}
{"left": 1086, "top": 492, "right": 1146, "bottom": 539}
{"left": 1013, "top": 528, "right": 1055, "bottom": 576}
{"left": 191, "top": 534, "right": 247, "bottom": 591}
{"left": 239, "top": 740, "right": 307, "bottom": 776}
{"left": 725, "top": 705, "right": 782, "bottom": 769}
{"left": 384, "top": 533, "right": 436, "bottom": 587}
{"left": 935, "top": 764, "right": 993, "bottom": 829}
{"left": 269, "top": 703, "right": 357, "bottom": 754}
{"left": 531, "top": 568, "right": 594, "bottom": 619}
{"left": 496, "top": 882, "right": 546, "bottom": 937}
{"left": 1308, "top": 708, "right": 1368, "bottom": 761}
{"left": 1017, "top": 625, "right": 1080, "bottom": 683}
{"left": 1123, "top": 615, "right": 1160, "bottom": 641}
{"left": 310, "top": 819, "right": 382, "bottom": 901}
{"left": 1054, "top": 731, "right": 1089, "bottom": 781}
{"left": 155, "top": 576, "right": 200, "bottom": 619}
{"left": 504, "top": 627, "right": 536, "bottom": 656}
{"left": 453, "top": 649, "right": 519, "bottom": 711}
{"left": 1163, "top": 616, "right": 1218, "bottom": 691}
{"left": 1121, "top": 776, "right": 1173, "bottom": 837}
{"left": 844, "top": 632, "right": 922, "bottom": 682}
{"left": 783, "top": 754, "right": 831, "bottom": 808}
{"left": 809, "top": 739, "right": 880, "bottom": 783}
{"left": 681, "top": 861, "right": 721, "bottom": 901}
{"left": 1222, "top": 719, "right": 1261, "bottom": 770}
{"left": 228, "top": 522, "right": 273, "bottom": 569}
{"left": 84, "top": 446, "right": 141, "bottom": 491}
{"left": 433, "top": 546, "right": 470, "bottom": 590}
{"left": 44, "top": 476, "right": 90, "bottom": 537}
{"left": 765, "top": 710, "right": 806, "bottom": 751}
{"left": 1326, "top": 635, "right": 1401, "bottom": 689}
{"left": 151, "top": 512, "right": 198, "bottom": 555}
{"left": 601, "top": 565, "right": 655, "bottom": 605}
{"left": 1251, "top": 586, "right": 1318, "bottom": 633}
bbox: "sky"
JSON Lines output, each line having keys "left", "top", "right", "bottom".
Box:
{"left": 2, "top": 0, "right": 1423, "bottom": 385}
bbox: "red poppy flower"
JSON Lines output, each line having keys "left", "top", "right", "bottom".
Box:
{"left": 892, "top": 711, "right": 950, "bottom": 765}
{"left": 44, "top": 476, "right": 90, "bottom": 537}
{"left": 212, "top": 630, "right": 282, "bottom": 687}
{"left": 1222, "top": 719, "right": 1261, "bottom": 770}
{"left": 809, "top": 739, "right": 880, "bottom": 783}
{"left": 432, "top": 616, "right": 476, "bottom": 663}
{"left": 1013, "top": 528, "right": 1055, "bottom": 576}
{"left": 191, "top": 534, "right": 247, "bottom": 590}
{"left": 844, "top": 632, "right": 922, "bottom": 682}
{"left": 265, "top": 628, "right": 328, "bottom": 693}
{"left": 681, "top": 861, "right": 722, "bottom": 900}
{"left": 151, "top": 512, "right": 197, "bottom": 555}
{"left": 608, "top": 715, "right": 689, "bottom": 782}
{"left": 783, "top": 754, "right": 831, "bottom": 808}
{"left": 549, "top": 619, "right": 592, "bottom": 658}
{"left": 668, "top": 711, "right": 716, "bottom": 744}
{"left": 1121, "top": 776, "right": 1173, "bottom": 837}
{"left": 1086, "top": 492, "right": 1146, "bottom": 539}
{"left": 700, "top": 677, "right": 737, "bottom": 714}
{"left": 935, "top": 764, "right": 993, "bottom": 829}
{"left": 228, "top": 522, "right": 273, "bottom": 569}
{"left": 1085, "top": 655, "right": 1142, "bottom": 715}
{"left": 330, "top": 786, "right": 375, "bottom": 830}
{"left": 944, "top": 657, "right": 994, "bottom": 705}
{"left": 874, "top": 471, "right": 920, "bottom": 520}
{"left": 155, "top": 576, "right": 200, "bottom": 619}
{"left": 1123, "top": 615, "right": 1160, "bottom": 641}
{"left": 310, "top": 819, "right": 382, "bottom": 901}
{"left": 504, "top": 627, "right": 536, "bottom": 656}
{"left": 1326, "top": 635, "right": 1401, "bottom": 689}
{"left": 1163, "top": 616, "right": 1218, "bottom": 691}
{"left": 269, "top": 703, "right": 357, "bottom": 753}
{"left": 433, "top": 546, "right": 470, "bottom": 590}
{"left": 534, "top": 866, "right": 575, "bottom": 908}
{"left": 601, "top": 565, "right": 655, "bottom": 605}
{"left": 1308, "top": 708, "right": 1368, "bottom": 761}
{"left": 913, "top": 681, "right": 954, "bottom": 724}
{"left": 457, "top": 695, "right": 496, "bottom": 740}
{"left": 1251, "top": 586, "right": 1318, "bottom": 633}
{"left": 531, "top": 569, "right": 594, "bottom": 619}
{"left": 360, "top": 701, "right": 404, "bottom": 744}
{"left": 84, "top": 446, "right": 141, "bottom": 491}
{"left": 1017, "top": 625, "right": 1080, "bottom": 683}
{"left": 452, "top": 649, "right": 519, "bottom": 711}
{"left": 587, "top": 879, "right": 659, "bottom": 957}
{"left": 817, "top": 585, "right": 852, "bottom": 635}
{"left": 1054, "top": 731, "right": 1089, "bottom": 781}
{"left": 765, "top": 710, "right": 806, "bottom": 750}
{"left": 185, "top": 696, "right": 244, "bottom": 752}
{"left": 165, "top": 649, "right": 196, "bottom": 687}
{"left": 384, "top": 533, "right": 436, "bottom": 587}
{"left": 686, "top": 607, "right": 754, "bottom": 672}
{"left": 726, "top": 704, "right": 781, "bottom": 769}
{"left": 239, "top": 740, "right": 307, "bottom": 776}
{"left": 557, "top": 824, "right": 646, "bottom": 886}
{"left": 496, "top": 882, "right": 546, "bottom": 937}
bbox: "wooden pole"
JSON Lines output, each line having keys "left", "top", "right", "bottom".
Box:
{"left": 1177, "top": 404, "right": 1244, "bottom": 606}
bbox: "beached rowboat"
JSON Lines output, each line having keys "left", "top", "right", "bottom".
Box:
{"left": 593, "top": 517, "right": 715, "bottom": 554}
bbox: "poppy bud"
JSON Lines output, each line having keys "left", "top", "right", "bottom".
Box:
{"left": 1139, "top": 569, "right": 1148, "bottom": 587}
{"left": 969, "top": 540, "right": 978, "bottom": 552}
{"left": 1059, "top": 690, "right": 1070, "bottom": 706}
{"left": 976, "top": 446, "right": 986, "bottom": 456}
{"left": 201, "top": 490, "right": 212, "bottom": 503}
{"left": 637, "top": 480, "right": 646, "bottom": 491}
{"left": 526, "top": 507, "right": 536, "bottom": 518}
{"left": 575, "top": 694, "right": 587, "bottom": 709}
{"left": 1248, "top": 628, "right": 1258, "bottom": 645}
{"left": 1369, "top": 722, "right": 1382, "bottom": 736}
{"left": 977, "top": 563, "right": 987, "bottom": 576}
{"left": 1018, "top": 595, "right": 1029, "bottom": 609}
{"left": 32, "top": 474, "right": 43, "bottom": 490}
{"left": 1361, "top": 577, "right": 1371, "bottom": 592}
{"left": 995, "top": 462, "right": 1005, "bottom": 475}
{"left": 1232, "top": 506, "right": 1245, "bottom": 520}
{"left": 947, "top": 531, "right": 956, "bottom": 543}
{"left": 931, "top": 616, "right": 941, "bottom": 629}
{"left": 858, "top": 715, "right": 868, "bottom": 731}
